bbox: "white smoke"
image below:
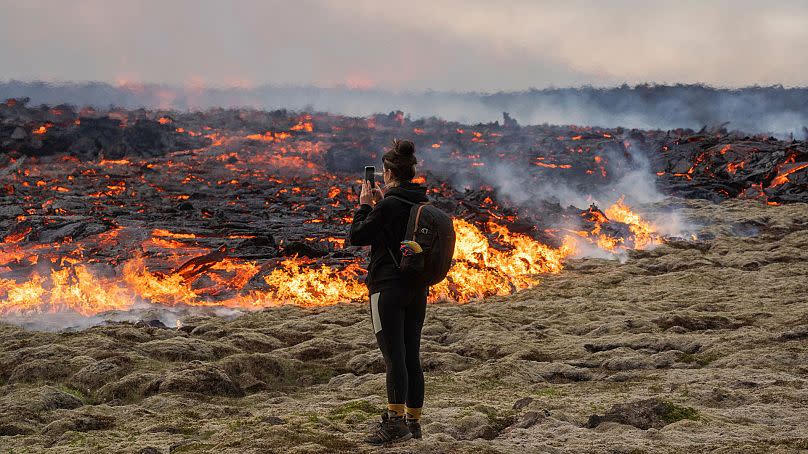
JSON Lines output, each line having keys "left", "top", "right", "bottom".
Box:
{"left": 3, "top": 303, "right": 245, "bottom": 332}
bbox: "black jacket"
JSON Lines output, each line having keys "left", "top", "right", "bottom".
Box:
{"left": 349, "top": 182, "right": 429, "bottom": 293}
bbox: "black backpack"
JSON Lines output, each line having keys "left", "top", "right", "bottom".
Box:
{"left": 385, "top": 196, "right": 455, "bottom": 286}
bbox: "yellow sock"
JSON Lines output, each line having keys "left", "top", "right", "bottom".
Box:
{"left": 405, "top": 406, "right": 422, "bottom": 422}
{"left": 387, "top": 403, "right": 405, "bottom": 418}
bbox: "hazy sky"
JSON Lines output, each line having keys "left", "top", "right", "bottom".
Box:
{"left": 1, "top": 0, "right": 806, "bottom": 91}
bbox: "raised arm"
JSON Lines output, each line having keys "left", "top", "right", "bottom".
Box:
{"left": 349, "top": 200, "right": 388, "bottom": 246}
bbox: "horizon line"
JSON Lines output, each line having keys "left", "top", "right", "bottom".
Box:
{"left": 4, "top": 79, "right": 808, "bottom": 95}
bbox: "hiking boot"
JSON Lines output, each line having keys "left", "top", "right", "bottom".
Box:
{"left": 406, "top": 419, "right": 422, "bottom": 439}
{"left": 365, "top": 413, "right": 411, "bottom": 445}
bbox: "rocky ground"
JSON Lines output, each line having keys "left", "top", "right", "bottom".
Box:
{"left": 0, "top": 198, "right": 806, "bottom": 453}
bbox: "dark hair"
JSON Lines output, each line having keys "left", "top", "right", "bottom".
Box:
{"left": 382, "top": 139, "right": 417, "bottom": 182}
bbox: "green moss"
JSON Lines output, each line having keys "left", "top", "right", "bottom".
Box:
{"left": 263, "top": 424, "right": 358, "bottom": 451}
{"left": 171, "top": 443, "right": 216, "bottom": 453}
{"left": 477, "top": 378, "right": 507, "bottom": 391}
{"left": 678, "top": 352, "right": 720, "bottom": 367}
{"left": 475, "top": 405, "right": 517, "bottom": 432}
{"left": 66, "top": 432, "right": 89, "bottom": 447}
{"left": 327, "top": 399, "right": 383, "bottom": 421}
{"left": 533, "top": 387, "right": 560, "bottom": 397}
{"left": 660, "top": 401, "right": 699, "bottom": 423}
{"left": 226, "top": 420, "right": 245, "bottom": 431}
{"left": 56, "top": 384, "right": 97, "bottom": 404}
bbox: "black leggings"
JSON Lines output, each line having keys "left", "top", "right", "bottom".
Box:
{"left": 370, "top": 286, "right": 428, "bottom": 408}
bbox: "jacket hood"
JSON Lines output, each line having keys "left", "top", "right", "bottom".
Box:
{"left": 384, "top": 181, "right": 429, "bottom": 203}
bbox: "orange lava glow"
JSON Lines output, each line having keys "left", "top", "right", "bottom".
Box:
{"left": 33, "top": 125, "right": 51, "bottom": 135}
{"left": 0, "top": 115, "right": 666, "bottom": 318}
{"left": 572, "top": 197, "right": 661, "bottom": 252}
{"left": 0, "top": 203, "right": 660, "bottom": 316}
{"left": 430, "top": 219, "right": 575, "bottom": 303}
{"left": 769, "top": 162, "right": 808, "bottom": 187}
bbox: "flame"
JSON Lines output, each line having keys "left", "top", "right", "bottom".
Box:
{"left": 574, "top": 197, "right": 660, "bottom": 252}
{"left": 0, "top": 113, "right": 667, "bottom": 318}
{"left": 0, "top": 274, "right": 47, "bottom": 314}
{"left": 430, "top": 219, "right": 575, "bottom": 303}
{"left": 33, "top": 124, "right": 52, "bottom": 135}
{"left": 603, "top": 198, "right": 659, "bottom": 249}
{"left": 0, "top": 201, "right": 659, "bottom": 316}
{"left": 290, "top": 120, "right": 313, "bottom": 132}
{"left": 254, "top": 258, "right": 365, "bottom": 306}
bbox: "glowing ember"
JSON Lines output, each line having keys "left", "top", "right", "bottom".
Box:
{"left": 602, "top": 198, "right": 660, "bottom": 250}
{"left": 32, "top": 125, "right": 50, "bottom": 135}
{"left": 573, "top": 198, "right": 661, "bottom": 252}
{"left": 769, "top": 162, "right": 808, "bottom": 187}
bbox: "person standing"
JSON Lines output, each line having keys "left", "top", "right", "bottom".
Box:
{"left": 349, "top": 139, "right": 429, "bottom": 444}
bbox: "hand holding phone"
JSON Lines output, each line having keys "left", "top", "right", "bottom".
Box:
{"left": 364, "top": 166, "right": 375, "bottom": 185}
{"left": 360, "top": 166, "right": 383, "bottom": 206}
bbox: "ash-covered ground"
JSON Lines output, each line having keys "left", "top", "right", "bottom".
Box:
{"left": 1, "top": 198, "right": 805, "bottom": 453}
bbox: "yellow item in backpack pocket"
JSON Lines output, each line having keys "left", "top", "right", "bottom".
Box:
{"left": 400, "top": 240, "right": 423, "bottom": 256}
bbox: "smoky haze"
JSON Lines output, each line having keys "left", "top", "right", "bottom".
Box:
{"left": 1, "top": 0, "right": 808, "bottom": 90}
{"left": 3, "top": 81, "right": 808, "bottom": 136}
{"left": 3, "top": 0, "right": 808, "bottom": 134}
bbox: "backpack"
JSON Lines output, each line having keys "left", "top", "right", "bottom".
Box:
{"left": 385, "top": 196, "right": 456, "bottom": 286}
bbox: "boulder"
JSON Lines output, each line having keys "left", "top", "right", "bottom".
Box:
{"left": 586, "top": 398, "right": 699, "bottom": 430}
{"left": 157, "top": 362, "right": 244, "bottom": 397}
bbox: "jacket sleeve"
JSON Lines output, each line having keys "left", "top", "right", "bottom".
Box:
{"left": 349, "top": 201, "right": 388, "bottom": 246}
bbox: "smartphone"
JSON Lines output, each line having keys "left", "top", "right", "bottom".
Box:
{"left": 364, "top": 166, "right": 375, "bottom": 185}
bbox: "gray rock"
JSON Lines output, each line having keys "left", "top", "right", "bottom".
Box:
{"left": 509, "top": 410, "right": 545, "bottom": 429}
{"left": 512, "top": 397, "right": 534, "bottom": 410}
{"left": 586, "top": 398, "right": 698, "bottom": 430}
{"left": 158, "top": 362, "right": 245, "bottom": 397}
{"left": 10, "top": 126, "right": 26, "bottom": 140}
{"left": 42, "top": 413, "right": 115, "bottom": 435}
{"left": 141, "top": 336, "right": 239, "bottom": 361}
{"left": 346, "top": 350, "right": 385, "bottom": 375}
{"left": 98, "top": 372, "right": 161, "bottom": 401}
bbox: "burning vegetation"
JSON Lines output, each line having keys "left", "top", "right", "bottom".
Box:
{"left": 1, "top": 98, "right": 805, "bottom": 319}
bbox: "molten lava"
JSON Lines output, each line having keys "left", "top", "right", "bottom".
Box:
{"left": 0, "top": 113, "right": 665, "bottom": 318}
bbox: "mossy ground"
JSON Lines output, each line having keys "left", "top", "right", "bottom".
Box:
{"left": 0, "top": 199, "right": 806, "bottom": 453}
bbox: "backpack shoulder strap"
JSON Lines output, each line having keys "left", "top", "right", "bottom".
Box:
{"left": 381, "top": 195, "right": 426, "bottom": 271}
{"left": 384, "top": 194, "right": 422, "bottom": 206}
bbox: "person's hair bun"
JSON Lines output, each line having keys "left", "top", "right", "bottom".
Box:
{"left": 395, "top": 139, "right": 415, "bottom": 156}
{"left": 383, "top": 139, "right": 418, "bottom": 181}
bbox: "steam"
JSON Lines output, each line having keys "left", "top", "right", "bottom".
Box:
{"left": 3, "top": 303, "right": 245, "bottom": 333}
{"left": 418, "top": 131, "right": 694, "bottom": 260}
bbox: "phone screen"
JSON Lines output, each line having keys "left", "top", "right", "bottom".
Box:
{"left": 364, "top": 166, "right": 375, "bottom": 184}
